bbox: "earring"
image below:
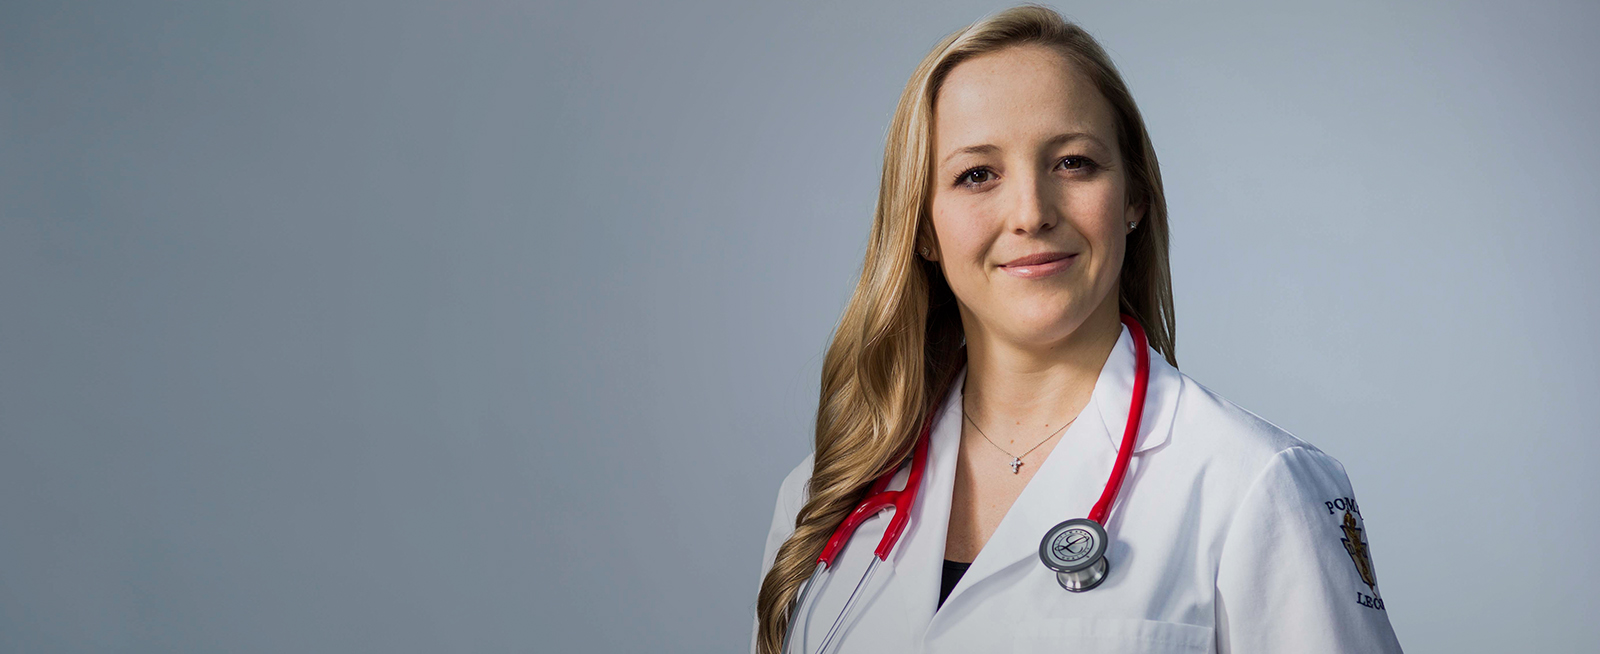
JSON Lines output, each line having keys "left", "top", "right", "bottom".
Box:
{"left": 919, "top": 246, "right": 931, "bottom": 257}
{"left": 1127, "top": 221, "right": 1138, "bottom": 231}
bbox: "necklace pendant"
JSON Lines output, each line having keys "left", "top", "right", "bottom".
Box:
{"left": 1010, "top": 457, "right": 1023, "bottom": 474}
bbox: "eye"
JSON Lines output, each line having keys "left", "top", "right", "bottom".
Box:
{"left": 954, "top": 165, "right": 995, "bottom": 188}
{"left": 1058, "top": 155, "right": 1099, "bottom": 173}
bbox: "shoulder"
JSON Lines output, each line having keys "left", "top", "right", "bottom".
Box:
{"left": 757, "top": 452, "right": 814, "bottom": 575}
{"left": 1165, "top": 363, "right": 1348, "bottom": 483}
{"left": 1151, "top": 362, "right": 1362, "bottom": 529}
{"left": 1158, "top": 363, "right": 1376, "bottom": 550}
{"left": 774, "top": 452, "right": 814, "bottom": 519}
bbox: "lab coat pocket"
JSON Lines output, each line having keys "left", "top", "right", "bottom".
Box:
{"left": 1014, "top": 618, "right": 1214, "bottom": 653}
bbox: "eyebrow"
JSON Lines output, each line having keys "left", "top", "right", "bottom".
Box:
{"left": 940, "top": 132, "right": 1107, "bottom": 166}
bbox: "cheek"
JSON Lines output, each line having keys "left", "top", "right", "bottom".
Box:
{"left": 930, "top": 199, "right": 994, "bottom": 264}
{"left": 1073, "top": 188, "right": 1129, "bottom": 258}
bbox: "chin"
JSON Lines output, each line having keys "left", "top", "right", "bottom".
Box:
{"left": 1005, "top": 309, "right": 1090, "bottom": 344}
{"left": 1016, "top": 294, "right": 1088, "bottom": 323}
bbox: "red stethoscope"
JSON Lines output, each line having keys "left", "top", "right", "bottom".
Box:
{"left": 782, "top": 314, "right": 1152, "bottom": 654}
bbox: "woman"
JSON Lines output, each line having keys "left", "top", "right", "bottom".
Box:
{"left": 754, "top": 5, "right": 1403, "bottom": 653}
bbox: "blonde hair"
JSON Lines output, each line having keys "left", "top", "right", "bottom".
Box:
{"left": 754, "top": 5, "right": 1175, "bottom": 652}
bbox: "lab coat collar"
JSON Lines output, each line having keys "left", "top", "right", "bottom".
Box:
{"left": 902, "top": 323, "right": 1183, "bottom": 640}
{"left": 1094, "top": 323, "right": 1179, "bottom": 454}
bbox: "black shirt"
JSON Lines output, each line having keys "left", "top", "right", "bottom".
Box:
{"left": 938, "top": 559, "right": 972, "bottom": 609}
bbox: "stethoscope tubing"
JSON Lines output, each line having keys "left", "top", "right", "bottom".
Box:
{"left": 779, "top": 562, "right": 822, "bottom": 654}
{"left": 1088, "top": 314, "right": 1150, "bottom": 525}
{"left": 782, "top": 412, "right": 937, "bottom": 654}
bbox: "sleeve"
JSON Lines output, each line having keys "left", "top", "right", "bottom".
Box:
{"left": 751, "top": 454, "right": 814, "bottom": 654}
{"left": 1214, "top": 447, "right": 1403, "bottom": 654}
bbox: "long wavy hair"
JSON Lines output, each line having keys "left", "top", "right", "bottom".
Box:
{"left": 754, "top": 5, "right": 1176, "bottom": 652}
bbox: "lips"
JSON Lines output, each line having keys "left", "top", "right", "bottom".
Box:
{"left": 998, "top": 251, "right": 1077, "bottom": 279}
{"left": 1001, "top": 252, "right": 1072, "bottom": 267}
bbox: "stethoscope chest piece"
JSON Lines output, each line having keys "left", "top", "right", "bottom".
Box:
{"left": 1039, "top": 517, "right": 1110, "bottom": 592}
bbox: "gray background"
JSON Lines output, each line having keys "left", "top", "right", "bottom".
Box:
{"left": 3, "top": 0, "right": 1596, "bottom": 651}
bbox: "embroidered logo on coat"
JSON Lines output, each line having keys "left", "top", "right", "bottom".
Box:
{"left": 1339, "top": 509, "right": 1376, "bottom": 591}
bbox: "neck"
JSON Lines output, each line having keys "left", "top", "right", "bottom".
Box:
{"left": 958, "top": 297, "right": 1122, "bottom": 434}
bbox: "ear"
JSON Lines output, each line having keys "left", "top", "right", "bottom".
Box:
{"left": 917, "top": 222, "right": 941, "bottom": 261}
{"left": 1124, "top": 200, "right": 1148, "bottom": 233}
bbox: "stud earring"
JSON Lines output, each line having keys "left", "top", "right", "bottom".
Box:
{"left": 1127, "top": 221, "right": 1138, "bottom": 231}
{"left": 919, "top": 246, "right": 931, "bottom": 257}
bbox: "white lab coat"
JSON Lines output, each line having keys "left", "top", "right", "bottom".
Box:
{"left": 754, "top": 325, "right": 1403, "bottom": 653}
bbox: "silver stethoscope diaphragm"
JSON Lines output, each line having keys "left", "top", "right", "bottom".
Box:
{"left": 1039, "top": 517, "right": 1110, "bottom": 592}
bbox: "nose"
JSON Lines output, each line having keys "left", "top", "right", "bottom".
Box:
{"left": 1006, "top": 169, "right": 1059, "bottom": 235}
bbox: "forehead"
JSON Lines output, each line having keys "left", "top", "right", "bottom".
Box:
{"left": 932, "top": 45, "right": 1117, "bottom": 155}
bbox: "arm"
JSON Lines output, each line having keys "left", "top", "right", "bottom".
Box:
{"left": 1215, "top": 447, "right": 1403, "bottom": 653}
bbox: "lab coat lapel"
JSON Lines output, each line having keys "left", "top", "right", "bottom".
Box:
{"left": 925, "top": 325, "right": 1181, "bottom": 634}
{"left": 890, "top": 365, "right": 967, "bottom": 644}
{"left": 925, "top": 395, "right": 1114, "bottom": 638}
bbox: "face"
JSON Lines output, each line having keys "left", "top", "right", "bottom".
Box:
{"left": 924, "top": 45, "right": 1143, "bottom": 348}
